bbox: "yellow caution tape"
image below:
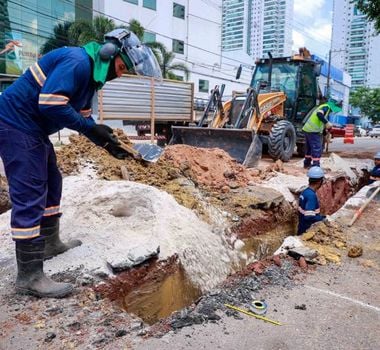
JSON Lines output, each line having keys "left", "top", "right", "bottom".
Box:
{"left": 224, "top": 303, "right": 282, "bottom": 326}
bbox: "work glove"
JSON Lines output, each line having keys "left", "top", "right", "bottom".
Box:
{"left": 325, "top": 122, "right": 333, "bottom": 130}
{"left": 85, "top": 124, "right": 128, "bottom": 160}
{"left": 104, "top": 143, "right": 129, "bottom": 160}
{"left": 85, "top": 124, "right": 119, "bottom": 147}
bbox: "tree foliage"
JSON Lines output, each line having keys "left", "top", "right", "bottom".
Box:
{"left": 350, "top": 86, "right": 380, "bottom": 123}
{"left": 39, "top": 17, "right": 189, "bottom": 81}
{"left": 147, "top": 42, "right": 190, "bottom": 81}
{"left": 40, "top": 22, "right": 74, "bottom": 55}
{"left": 353, "top": 0, "right": 380, "bottom": 33}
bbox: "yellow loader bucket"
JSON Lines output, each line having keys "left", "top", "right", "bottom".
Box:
{"left": 170, "top": 126, "right": 258, "bottom": 164}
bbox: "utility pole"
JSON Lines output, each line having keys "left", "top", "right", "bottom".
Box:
{"left": 326, "top": 49, "right": 332, "bottom": 98}
{"left": 326, "top": 48, "right": 346, "bottom": 99}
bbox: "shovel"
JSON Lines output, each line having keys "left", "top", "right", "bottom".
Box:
{"left": 118, "top": 140, "right": 163, "bottom": 163}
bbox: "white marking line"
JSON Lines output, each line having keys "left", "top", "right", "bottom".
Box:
{"left": 306, "top": 286, "right": 380, "bottom": 313}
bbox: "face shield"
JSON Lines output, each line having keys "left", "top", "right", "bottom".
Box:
{"left": 124, "top": 44, "right": 162, "bottom": 80}
{"left": 104, "top": 29, "right": 162, "bottom": 80}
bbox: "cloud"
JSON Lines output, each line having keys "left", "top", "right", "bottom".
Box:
{"left": 294, "top": 0, "right": 325, "bottom": 18}
{"left": 293, "top": 30, "right": 305, "bottom": 49}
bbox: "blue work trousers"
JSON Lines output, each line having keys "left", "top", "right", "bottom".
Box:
{"left": 304, "top": 132, "right": 323, "bottom": 167}
{"left": 0, "top": 120, "right": 62, "bottom": 240}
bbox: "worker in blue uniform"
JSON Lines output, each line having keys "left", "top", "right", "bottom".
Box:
{"left": 297, "top": 166, "right": 326, "bottom": 235}
{"left": 0, "top": 29, "right": 161, "bottom": 298}
{"left": 369, "top": 151, "right": 380, "bottom": 184}
{"left": 302, "top": 99, "right": 341, "bottom": 168}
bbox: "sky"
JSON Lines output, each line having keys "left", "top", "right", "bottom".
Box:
{"left": 292, "top": 0, "right": 333, "bottom": 60}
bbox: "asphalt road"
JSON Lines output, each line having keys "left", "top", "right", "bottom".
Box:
{"left": 328, "top": 136, "right": 380, "bottom": 154}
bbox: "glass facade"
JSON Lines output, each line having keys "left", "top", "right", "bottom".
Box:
{"left": 0, "top": 0, "right": 92, "bottom": 76}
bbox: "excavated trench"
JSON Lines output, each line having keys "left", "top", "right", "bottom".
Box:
{"left": 95, "top": 173, "right": 367, "bottom": 326}
{"left": 0, "top": 137, "right": 369, "bottom": 327}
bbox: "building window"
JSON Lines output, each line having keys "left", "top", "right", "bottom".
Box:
{"left": 199, "top": 79, "right": 209, "bottom": 93}
{"left": 143, "top": 0, "right": 156, "bottom": 10}
{"left": 172, "top": 39, "right": 184, "bottom": 54}
{"left": 173, "top": 3, "right": 185, "bottom": 19}
{"left": 124, "top": 0, "right": 138, "bottom": 4}
{"left": 143, "top": 31, "right": 156, "bottom": 43}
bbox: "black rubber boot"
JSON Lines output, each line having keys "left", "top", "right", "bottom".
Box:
{"left": 41, "top": 216, "right": 82, "bottom": 260}
{"left": 15, "top": 240, "right": 73, "bottom": 298}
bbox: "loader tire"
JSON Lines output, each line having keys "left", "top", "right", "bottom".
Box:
{"left": 268, "top": 120, "right": 296, "bottom": 162}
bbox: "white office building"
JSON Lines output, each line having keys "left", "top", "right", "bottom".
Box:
{"left": 94, "top": 0, "right": 253, "bottom": 99}
{"left": 331, "top": 0, "right": 380, "bottom": 89}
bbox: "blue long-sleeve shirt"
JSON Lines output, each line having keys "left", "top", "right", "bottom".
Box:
{"left": 0, "top": 46, "right": 96, "bottom": 138}
{"left": 297, "top": 187, "right": 325, "bottom": 235}
{"left": 369, "top": 165, "right": 380, "bottom": 184}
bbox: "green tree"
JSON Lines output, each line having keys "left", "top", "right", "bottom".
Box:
{"left": 353, "top": 0, "right": 380, "bottom": 33}
{"left": 147, "top": 42, "right": 190, "bottom": 81}
{"left": 68, "top": 16, "right": 116, "bottom": 45}
{"left": 40, "top": 22, "right": 74, "bottom": 55}
{"left": 350, "top": 86, "right": 380, "bottom": 123}
{"left": 128, "top": 19, "right": 145, "bottom": 41}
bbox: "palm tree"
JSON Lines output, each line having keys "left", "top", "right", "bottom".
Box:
{"left": 68, "top": 16, "right": 116, "bottom": 46}
{"left": 128, "top": 19, "right": 145, "bottom": 41}
{"left": 40, "top": 22, "right": 74, "bottom": 55}
{"left": 147, "top": 42, "right": 190, "bottom": 81}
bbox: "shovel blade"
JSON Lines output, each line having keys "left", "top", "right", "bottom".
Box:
{"left": 132, "top": 143, "right": 163, "bottom": 163}
{"left": 170, "top": 126, "right": 256, "bottom": 164}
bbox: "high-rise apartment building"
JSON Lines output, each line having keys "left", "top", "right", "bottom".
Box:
{"left": 260, "top": 0, "right": 293, "bottom": 58}
{"left": 332, "top": 0, "right": 380, "bottom": 89}
{"left": 221, "top": 0, "right": 293, "bottom": 61}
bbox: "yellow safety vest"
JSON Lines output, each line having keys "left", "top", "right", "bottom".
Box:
{"left": 302, "top": 103, "right": 330, "bottom": 134}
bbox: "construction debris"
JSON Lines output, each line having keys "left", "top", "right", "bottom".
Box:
{"left": 348, "top": 245, "right": 363, "bottom": 258}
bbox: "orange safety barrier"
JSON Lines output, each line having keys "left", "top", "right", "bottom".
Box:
{"left": 344, "top": 124, "right": 354, "bottom": 144}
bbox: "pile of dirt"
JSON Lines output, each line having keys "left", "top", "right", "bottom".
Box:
{"left": 0, "top": 176, "right": 11, "bottom": 215}
{"left": 56, "top": 134, "right": 264, "bottom": 217}
{"left": 162, "top": 144, "right": 259, "bottom": 190}
{"left": 317, "top": 176, "right": 352, "bottom": 215}
{"left": 302, "top": 221, "right": 346, "bottom": 264}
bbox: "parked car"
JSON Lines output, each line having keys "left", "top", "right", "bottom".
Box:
{"left": 354, "top": 126, "right": 367, "bottom": 137}
{"left": 369, "top": 125, "right": 380, "bottom": 138}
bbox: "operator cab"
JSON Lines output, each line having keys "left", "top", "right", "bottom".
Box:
{"left": 250, "top": 56, "right": 321, "bottom": 126}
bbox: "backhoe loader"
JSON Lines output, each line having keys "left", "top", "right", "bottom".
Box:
{"left": 170, "top": 49, "right": 322, "bottom": 165}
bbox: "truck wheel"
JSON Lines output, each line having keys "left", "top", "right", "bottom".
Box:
{"left": 268, "top": 120, "right": 296, "bottom": 162}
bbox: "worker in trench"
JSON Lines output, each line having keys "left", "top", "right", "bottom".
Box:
{"left": 0, "top": 29, "right": 162, "bottom": 298}
{"left": 369, "top": 151, "right": 380, "bottom": 184}
{"left": 297, "top": 166, "right": 326, "bottom": 235}
{"left": 302, "top": 98, "right": 342, "bottom": 168}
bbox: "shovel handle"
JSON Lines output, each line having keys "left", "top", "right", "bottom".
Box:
{"left": 348, "top": 185, "right": 380, "bottom": 226}
{"left": 117, "top": 140, "right": 141, "bottom": 159}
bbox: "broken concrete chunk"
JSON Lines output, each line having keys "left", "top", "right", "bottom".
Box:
{"left": 288, "top": 246, "right": 318, "bottom": 260}
{"left": 107, "top": 245, "right": 160, "bottom": 272}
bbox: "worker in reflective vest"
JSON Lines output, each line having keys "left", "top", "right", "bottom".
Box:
{"left": 0, "top": 29, "right": 161, "bottom": 298}
{"left": 302, "top": 99, "right": 341, "bottom": 168}
{"left": 297, "top": 166, "right": 326, "bottom": 235}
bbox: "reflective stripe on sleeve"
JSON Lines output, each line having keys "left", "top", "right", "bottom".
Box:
{"left": 29, "top": 63, "right": 46, "bottom": 87}
{"left": 11, "top": 225, "right": 40, "bottom": 239}
{"left": 39, "top": 94, "right": 69, "bottom": 105}
{"left": 43, "top": 205, "right": 60, "bottom": 217}
{"left": 298, "top": 207, "right": 320, "bottom": 216}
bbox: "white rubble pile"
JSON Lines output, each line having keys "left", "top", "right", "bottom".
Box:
{"left": 0, "top": 168, "right": 239, "bottom": 292}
